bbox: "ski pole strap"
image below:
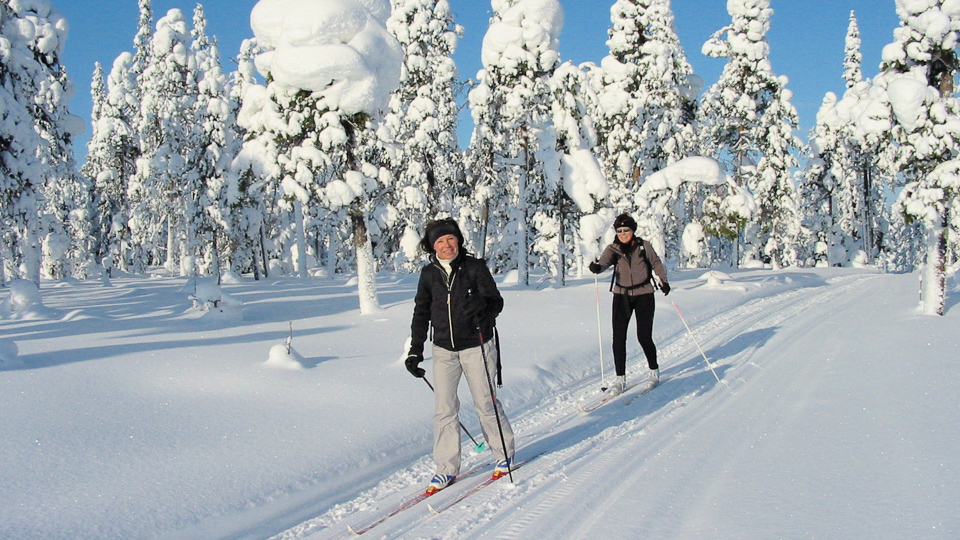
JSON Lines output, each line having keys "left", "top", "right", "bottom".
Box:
{"left": 494, "top": 327, "right": 502, "bottom": 387}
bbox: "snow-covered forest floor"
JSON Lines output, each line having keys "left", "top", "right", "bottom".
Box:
{"left": 1, "top": 266, "right": 958, "bottom": 539}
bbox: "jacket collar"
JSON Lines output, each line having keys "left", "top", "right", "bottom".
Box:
{"left": 431, "top": 250, "right": 466, "bottom": 272}
{"left": 613, "top": 237, "right": 639, "bottom": 256}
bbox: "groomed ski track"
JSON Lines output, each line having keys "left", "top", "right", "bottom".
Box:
{"left": 269, "top": 272, "right": 936, "bottom": 539}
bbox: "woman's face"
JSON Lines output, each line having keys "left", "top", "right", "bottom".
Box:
{"left": 433, "top": 234, "right": 459, "bottom": 260}
{"left": 616, "top": 227, "right": 634, "bottom": 243}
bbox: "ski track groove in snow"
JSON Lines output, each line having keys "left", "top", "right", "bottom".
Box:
{"left": 274, "top": 272, "right": 884, "bottom": 539}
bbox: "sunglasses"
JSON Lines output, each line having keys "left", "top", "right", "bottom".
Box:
{"left": 616, "top": 228, "right": 632, "bottom": 233}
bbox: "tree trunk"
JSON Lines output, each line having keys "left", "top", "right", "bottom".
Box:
{"left": 294, "top": 199, "right": 308, "bottom": 279}
{"left": 518, "top": 133, "right": 529, "bottom": 287}
{"left": 352, "top": 211, "right": 380, "bottom": 314}
{"left": 23, "top": 227, "right": 41, "bottom": 286}
{"left": 557, "top": 211, "right": 566, "bottom": 287}
{"left": 921, "top": 218, "right": 946, "bottom": 316}
{"left": 260, "top": 224, "right": 269, "bottom": 279}
{"left": 480, "top": 200, "right": 489, "bottom": 261}
{"left": 164, "top": 217, "right": 177, "bottom": 274}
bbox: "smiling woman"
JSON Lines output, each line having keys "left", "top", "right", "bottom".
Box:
{"left": 405, "top": 217, "right": 515, "bottom": 493}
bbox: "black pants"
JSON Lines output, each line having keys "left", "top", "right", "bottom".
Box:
{"left": 611, "top": 293, "right": 658, "bottom": 376}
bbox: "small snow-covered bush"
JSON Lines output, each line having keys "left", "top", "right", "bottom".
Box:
{"left": 0, "top": 338, "right": 19, "bottom": 366}
{"left": 188, "top": 278, "right": 242, "bottom": 313}
{"left": 1, "top": 279, "right": 44, "bottom": 318}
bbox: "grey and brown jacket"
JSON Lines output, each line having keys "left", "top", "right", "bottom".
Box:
{"left": 595, "top": 238, "right": 669, "bottom": 296}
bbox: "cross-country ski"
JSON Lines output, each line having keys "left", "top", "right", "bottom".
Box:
{"left": 345, "top": 460, "right": 491, "bottom": 535}
{"left": 426, "top": 456, "right": 539, "bottom": 515}
{"left": 578, "top": 374, "right": 666, "bottom": 413}
{"left": 577, "top": 381, "right": 645, "bottom": 413}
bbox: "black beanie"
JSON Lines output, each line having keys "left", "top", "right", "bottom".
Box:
{"left": 421, "top": 218, "right": 465, "bottom": 253}
{"left": 613, "top": 213, "right": 637, "bottom": 231}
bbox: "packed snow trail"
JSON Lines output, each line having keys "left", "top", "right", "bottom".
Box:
{"left": 4, "top": 269, "right": 958, "bottom": 539}
{"left": 266, "top": 271, "right": 959, "bottom": 539}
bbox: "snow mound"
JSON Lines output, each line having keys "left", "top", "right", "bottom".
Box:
{"left": 700, "top": 270, "right": 733, "bottom": 287}
{"left": 264, "top": 343, "right": 305, "bottom": 370}
{"left": 188, "top": 278, "right": 243, "bottom": 311}
{"left": 500, "top": 270, "right": 520, "bottom": 285}
{"left": 697, "top": 270, "right": 750, "bottom": 292}
{"left": 220, "top": 271, "right": 244, "bottom": 284}
{"left": 1, "top": 280, "right": 53, "bottom": 320}
{"left": 0, "top": 338, "right": 20, "bottom": 367}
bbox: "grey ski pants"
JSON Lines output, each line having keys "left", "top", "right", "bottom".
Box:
{"left": 432, "top": 339, "right": 515, "bottom": 476}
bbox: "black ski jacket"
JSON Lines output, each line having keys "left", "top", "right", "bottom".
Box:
{"left": 410, "top": 252, "right": 503, "bottom": 354}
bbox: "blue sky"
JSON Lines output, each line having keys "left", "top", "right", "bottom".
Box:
{"left": 59, "top": 0, "right": 901, "bottom": 160}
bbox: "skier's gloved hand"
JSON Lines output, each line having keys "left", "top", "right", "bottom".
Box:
{"left": 405, "top": 353, "right": 425, "bottom": 378}
{"left": 588, "top": 262, "right": 602, "bottom": 274}
{"left": 661, "top": 282, "right": 671, "bottom": 296}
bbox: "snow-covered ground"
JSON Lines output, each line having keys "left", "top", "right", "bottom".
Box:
{"left": 1, "top": 266, "right": 958, "bottom": 539}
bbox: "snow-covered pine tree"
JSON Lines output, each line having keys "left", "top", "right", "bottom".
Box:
{"left": 466, "top": 0, "right": 564, "bottom": 285}
{"left": 220, "top": 39, "right": 263, "bottom": 278}
{"left": 842, "top": 11, "right": 891, "bottom": 267}
{"left": 547, "top": 61, "right": 609, "bottom": 283}
{"left": 246, "top": 0, "right": 402, "bottom": 312}
{"left": 810, "top": 12, "right": 896, "bottom": 269}
{"left": 593, "top": 0, "right": 646, "bottom": 212}
{"left": 802, "top": 93, "right": 848, "bottom": 266}
{"left": 81, "top": 63, "right": 115, "bottom": 270}
{"left": 87, "top": 53, "right": 141, "bottom": 274}
{"left": 33, "top": 21, "right": 87, "bottom": 281}
{"left": 843, "top": 10, "right": 863, "bottom": 90}
{"left": 131, "top": 0, "right": 153, "bottom": 87}
{"left": 190, "top": 5, "right": 241, "bottom": 280}
{"left": 385, "top": 0, "right": 465, "bottom": 272}
{"left": 801, "top": 12, "right": 886, "bottom": 268}
{"left": 699, "top": 0, "right": 802, "bottom": 268}
{"left": 0, "top": 0, "right": 88, "bottom": 282}
{"left": 0, "top": 1, "right": 46, "bottom": 284}
{"left": 233, "top": 79, "right": 287, "bottom": 279}
{"left": 129, "top": 8, "right": 200, "bottom": 275}
{"left": 881, "top": 0, "right": 960, "bottom": 316}
{"left": 595, "top": 0, "right": 696, "bottom": 238}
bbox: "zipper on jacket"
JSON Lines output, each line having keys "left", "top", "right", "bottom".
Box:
{"left": 435, "top": 261, "right": 457, "bottom": 349}
{"left": 446, "top": 269, "right": 456, "bottom": 349}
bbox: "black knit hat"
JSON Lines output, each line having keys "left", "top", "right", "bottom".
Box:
{"left": 613, "top": 213, "right": 637, "bottom": 232}
{"left": 420, "top": 218, "right": 465, "bottom": 254}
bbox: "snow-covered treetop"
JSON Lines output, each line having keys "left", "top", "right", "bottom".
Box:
{"left": 882, "top": 0, "right": 960, "bottom": 71}
{"left": 844, "top": 11, "right": 863, "bottom": 88}
{"left": 152, "top": 9, "right": 190, "bottom": 65}
{"left": 480, "top": 0, "right": 564, "bottom": 73}
{"left": 703, "top": 0, "right": 772, "bottom": 63}
{"left": 249, "top": 0, "right": 402, "bottom": 115}
{"left": 1, "top": 0, "right": 69, "bottom": 58}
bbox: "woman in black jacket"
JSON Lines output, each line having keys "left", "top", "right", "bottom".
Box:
{"left": 405, "top": 219, "right": 514, "bottom": 495}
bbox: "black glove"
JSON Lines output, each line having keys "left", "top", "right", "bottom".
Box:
{"left": 661, "top": 282, "right": 671, "bottom": 296}
{"left": 588, "top": 262, "right": 602, "bottom": 274}
{"left": 404, "top": 353, "right": 425, "bottom": 378}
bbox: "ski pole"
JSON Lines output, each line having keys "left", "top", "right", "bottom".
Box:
{"left": 423, "top": 378, "right": 487, "bottom": 453}
{"left": 594, "top": 274, "right": 607, "bottom": 391}
{"left": 670, "top": 301, "right": 724, "bottom": 385}
{"left": 478, "top": 326, "right": 513, "bottom": 483}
